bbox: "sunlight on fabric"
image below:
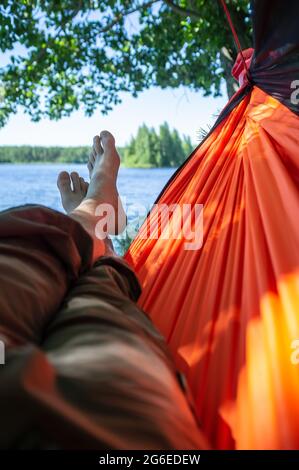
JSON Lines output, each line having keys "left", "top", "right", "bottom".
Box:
{"left": 221, "top": 271, "right": 299, "bottom": 449}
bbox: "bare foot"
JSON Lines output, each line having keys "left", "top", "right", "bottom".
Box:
{"left": 57, "top": 171, "right": 89, "bottom": 214}
{"left": 85, "top": 130, "right": 127, "bottom": 234}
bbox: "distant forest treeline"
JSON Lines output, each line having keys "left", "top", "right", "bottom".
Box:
{"left": 0, "top": 123, "right": 194, "bottom": 168}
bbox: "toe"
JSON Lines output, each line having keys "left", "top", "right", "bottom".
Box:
{"left": 79, "top": 176, "right": 88, "bottom": 193}
{"left": 87, "top": 161, "right": 93, "bottom": 175}
{"left": 93, "top": 135, "right": 104, "bottom": 156}
{"left": 70, "top": 171, "right": 81, "bottom": 192}
{"left": 57, "top": 171, "right": 71, "bottom": 193}
{"left": 89, "top": 150, "right": 95, "bottom": 164}
{"left": 100, "top": 130, "right": 115, "bottom": 151}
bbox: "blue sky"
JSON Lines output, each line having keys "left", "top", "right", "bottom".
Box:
{"left": 0, "top": 85, "right": 227, "bottom": 147}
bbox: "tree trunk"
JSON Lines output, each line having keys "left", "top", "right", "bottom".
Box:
{"left": 220, "top": 48, "right": 239, "bottom": 99}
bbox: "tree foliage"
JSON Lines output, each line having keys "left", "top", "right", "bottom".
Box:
{"left": 0, "top": 145, "right": 89, "bottom": 163}
{"left": 0, "top": 122, "right": 193, "bottom": 166}
{"left": 124, "top": 122, "right": 193, "bottom": 167}
{"left": 0, "top": 0, "right": 251, "bottom": 127}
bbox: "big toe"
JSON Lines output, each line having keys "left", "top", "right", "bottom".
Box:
{"left": 100, "top": 130, "right": 116, "bottom": 152}
{"left": 57, "top": 171, "right": 71, "bottom": 194}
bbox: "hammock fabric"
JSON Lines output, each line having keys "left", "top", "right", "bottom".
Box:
{"left": 125, "top": 0, "right": 299, "bottom": 450}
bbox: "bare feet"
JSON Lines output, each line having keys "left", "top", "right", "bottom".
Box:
{"left": 57, "top": 171, "right": 89, "bottom": 214}
{"left": 57, "top": 130, "right": 126, "bottom": 233}
{"left": 57, "top": 131, "right": 126, "bottom": 261}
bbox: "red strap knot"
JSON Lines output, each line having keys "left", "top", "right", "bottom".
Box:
{"left": 231, "top": 48, "right": 254, "bottom": 86}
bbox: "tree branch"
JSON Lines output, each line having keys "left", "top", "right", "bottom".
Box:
{"left": 30, "top": 1, "right": 159, "bottom": 65}
{"left": 33, "top": 1, "right": 83, "bottom": 63}
{"left": 97, "top": 0, "right": 160, "bottom": 34}
{"left": 58, "top": 0, "right": 84, "bottom": 35}
{"left": 162, "top": 0, "right": 201, "bottom": 20}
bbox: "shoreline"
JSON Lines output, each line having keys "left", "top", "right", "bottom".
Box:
{"left": 0, "top": 161, "right": 176, "bottom": 169}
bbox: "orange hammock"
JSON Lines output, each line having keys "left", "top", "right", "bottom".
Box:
{"left": 125, "top": 1, "right": 299, "bottom": 450}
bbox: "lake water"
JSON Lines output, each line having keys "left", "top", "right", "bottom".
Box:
{"left": 0, "top": 163, "right": 175, "bottom": 217}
